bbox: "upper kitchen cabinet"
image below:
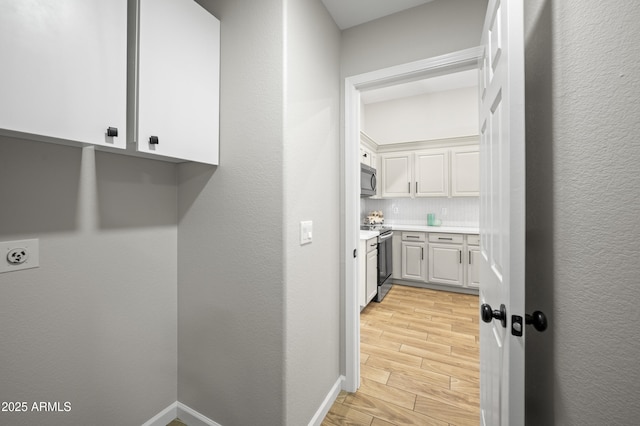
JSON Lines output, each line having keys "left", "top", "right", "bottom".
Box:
{"left": 381, "top": 153, "right": 412, "bottom": 198}
{"left": 135, "top": 0, "right": 220, "bottom": 165}
{"left": 415, "top": 148, "right": 449, "bottom": 197}
{"left": 451, "top": 146, "right": 479, "bottom": 196}
{"left": 0, "top": 0, "right": 128, "bottom": 148}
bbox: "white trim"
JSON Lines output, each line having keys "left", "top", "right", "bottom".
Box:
{"left": 342, "top": 47, "right": 483, "bottom": 394}
{"left": 308, "top": 376, "right": 345, "bottom": 426}
{"left": 142, "top": 402, "right": 178, "bottom": 426}
{"left": 176, "top": 402, "right": 223, "bottom": 426}
{"left": 142, "top": 401, "right": 223, "bottom": 426}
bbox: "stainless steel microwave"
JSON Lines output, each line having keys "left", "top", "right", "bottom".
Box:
{"left": 360, "top": 163, "right": 377, "bottom": 197}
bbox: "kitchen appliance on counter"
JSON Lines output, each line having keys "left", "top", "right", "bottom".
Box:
{"left": 360, "top": 163, "right": 376, "bottom": 197}
{"left": 360, "top": 224, "right": 393, "bottom": 302}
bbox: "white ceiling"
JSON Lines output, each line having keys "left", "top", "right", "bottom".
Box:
{"left": 321, "top": 0, "right": 434, "bottom": 30}
{"left": 360, "top": 69, "right": 478, "bottom": 104}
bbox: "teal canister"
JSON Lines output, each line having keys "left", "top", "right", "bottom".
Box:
{"left": 427, "top": 213, "right": 435, "bottom": 226}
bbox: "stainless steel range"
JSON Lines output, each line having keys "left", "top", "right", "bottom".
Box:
{"left": 360, "top": 224, "right": 393, "bottom": 302}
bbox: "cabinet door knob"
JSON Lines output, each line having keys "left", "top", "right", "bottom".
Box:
{"left": 107, "top": 127, "right": 118, "bottom": 137}
{"left": 149, "top": 136, "right": 159, "bottom": 145}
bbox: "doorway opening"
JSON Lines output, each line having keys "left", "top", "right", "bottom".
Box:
{"left": 342, "top": 46, "right": 483, "bottom": 392}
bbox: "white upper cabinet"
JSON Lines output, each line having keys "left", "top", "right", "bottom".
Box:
{"left": 136, "top": 0, "right": 220, "bottom": 164}
{"left": 381, "top": 153, "right": 412, "bottom": 198}
{"left": 451, "top": 146, "right": 480, "bottom": 196}
{"left": 415, "top": 149, "right": 449, "bottom": 197}
{"left": 0, "top": 0, "right": 128, "bottom": 148}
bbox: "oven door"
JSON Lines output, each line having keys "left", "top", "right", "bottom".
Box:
{"left": 377, "top": 231, "right": 393, "bottom": 284}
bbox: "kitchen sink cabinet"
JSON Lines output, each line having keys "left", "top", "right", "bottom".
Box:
{"left": 0, "top": 0, "right": 128, "bottom": 149}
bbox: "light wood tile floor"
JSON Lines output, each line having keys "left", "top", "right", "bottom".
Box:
{"left": 322, "top": 285, "right": 480, "bottom": 426}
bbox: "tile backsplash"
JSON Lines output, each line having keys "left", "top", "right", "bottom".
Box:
{"left": 361, "top": 197, "right": 479, "bottom": 227}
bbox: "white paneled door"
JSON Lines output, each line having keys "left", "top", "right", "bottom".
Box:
{"left": 478, "top": 0, "right": 526, "bottom": 425}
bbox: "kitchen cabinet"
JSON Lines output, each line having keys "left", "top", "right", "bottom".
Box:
{"left": 414, "top": 149, "right": 449, "bottom": 197}
{"left": 401, "top": 232, "right": 427, "bottom": 281}
{"left": 427, "top": 233, "right": 464, "bottom": 287}
{"left": 366, "top": 245, "right": 378, "bottom": 305}
{"left": 466, "top": 234, "right": 480, "bottom": 288}
{"left": 136, "top": 0, "right": 220, "bottom": 164}
{"left": 451, "top": 146, "right": 480, "bottom": 196}
{"left": 381, "top": 153, "right": 412, "bottom": 198}
{"left": 359, "top": 236, "right": 378, "bottom": 308}
{"left": 0, "top": 0, "right": 128, "bottom": 149}
{"left": 379, "top": 145, "right": 478, "bottom": 199}
{"left": 391, "top": 232, "right": 402, "bottom": 280}
{"left": 360, "top": 146, "right": 376, "bottom": 168}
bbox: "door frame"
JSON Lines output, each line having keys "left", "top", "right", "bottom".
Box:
{"left": 342, "top": 46, "right": 483, "bottom": 392}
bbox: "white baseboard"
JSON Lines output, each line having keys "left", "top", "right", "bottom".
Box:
{"left": 308, "top": 376, "right": 345, "bottom": 426}
{"left": 144, "top": 376, "right": 344, "bottom": 426}
{"left": 142, "top": 401, "right": 222, "bottom": 426}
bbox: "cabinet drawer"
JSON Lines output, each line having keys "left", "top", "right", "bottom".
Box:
{"left": 428, "top": 233, "right": 463, "bottom": 244}
{"left": 467, "top": 234, "right": 480, "bottom": 246}
{"left": 402, "top": 232, "right": 426, "bottom": 242}
{"left": 366, "top": 237, "right": 378, "bottom": 253}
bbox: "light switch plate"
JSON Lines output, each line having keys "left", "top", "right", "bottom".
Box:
{"left": 300, "top": 221, "right": 313, "bottom": 245}
{"left": 0, "top": 239, "right": 39, "bottom": 273}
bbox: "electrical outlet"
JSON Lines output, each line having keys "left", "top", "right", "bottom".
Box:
{"left": 1, "top": 239, "right": 39, "bottom": 273}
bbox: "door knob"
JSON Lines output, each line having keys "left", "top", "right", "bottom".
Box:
{"left": 481, "top": 303, "right": 507, "bottom": 328}
{"left": 526, "top": 311, "right": 548, "bottom": 332}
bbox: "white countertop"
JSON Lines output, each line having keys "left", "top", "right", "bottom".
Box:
{"left": 360, "top": 225, "right": 478, "bottom": 239}
{"left": 359, "top": 230, "right": 380, "bottom": 240}
{"left": 390, "top": 224, "right": 479, "bottom": 234}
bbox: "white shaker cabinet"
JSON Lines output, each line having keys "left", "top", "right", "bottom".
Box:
{"left": 427, "top": 233, "right": 464, "bottom": 287}
{"left": 414, "top": 149, "right": 449, "bottom": 197}
{"left": 466, "top": 234, "right": 480, "bottom": 288}
{"left": 359, "top": 236, "right": 378, "bottom": 308}
{"left": 0, "top": 0, "right": 128, "bottom": 148}
{"left": 136, "top": 0, "right": 220, "bottom": 164}
{"left": 381, "top": 153, "right": 412, "bottom": 198}
{"left": 401, "top": 232, "right": 427, "bottom": 281}
{"left": 451, "top": 146, "right": 480, "bottom": 196}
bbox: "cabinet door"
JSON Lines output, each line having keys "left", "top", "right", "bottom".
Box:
{"left": 451, "top": 146, "right": 480, "bottom": 196}
{"left": 428, "top": 243, "right": 464, "bottom": 286}
{"left": 415, "top": 149, "right": 449, "bottom": 197}
{"left": 0, "top": 0, "right": 127, "bottom": 148}
{"left": 467, "top": 246, "right": 480, "bottom": 288}
{"left": 381, "top": 153, "right": 412, "bottom": 198}
{"left": 137, "top": 0, "right": 220, "bottom": 164}
{"left": 366, "top": 249, "right": 378, "bottom": 304}
{"left": 401, "top": 242, "right": 426, "bottom": 281}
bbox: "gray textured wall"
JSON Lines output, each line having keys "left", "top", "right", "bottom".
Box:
{"left": 0, "top": 138, "right": 178, "bottom": 425}
{"left": 284, "top": 0, "right": 341, "bottom": 424}
{"left": 524, "top": 0, "right": 640, "bottom": 424}
{"left": 177, "top": 0, "right": 286, "bottom": 424}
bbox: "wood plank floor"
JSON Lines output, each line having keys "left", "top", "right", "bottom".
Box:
{"left": 322, "top": 285, "right": 480, "bottom": 426}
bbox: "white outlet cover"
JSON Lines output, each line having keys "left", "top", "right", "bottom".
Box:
{"left": 0, "top": 239, "right": 39, "bottom": 273}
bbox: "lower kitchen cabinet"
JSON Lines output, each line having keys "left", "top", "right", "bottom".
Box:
{"left": 401, "top": 232, "right": 427, "bottom": 281}
{"left": 428, "top": 243, "right": 464, "bottom": 287}
{"left": 466, "top": 234, "right": 480, "bottom": 288}
{"left": 396, "top": 231, "right": 479, "bottom": 291}
{"left": 359, "top": 236, "right": 378, "bottom": 308}
{"left": 366, "top": 247, "right": 378, "bottom": 304}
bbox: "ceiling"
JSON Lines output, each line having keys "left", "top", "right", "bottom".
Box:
{"left": 321, "top": 0, "right": 434, "bottom": 30}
